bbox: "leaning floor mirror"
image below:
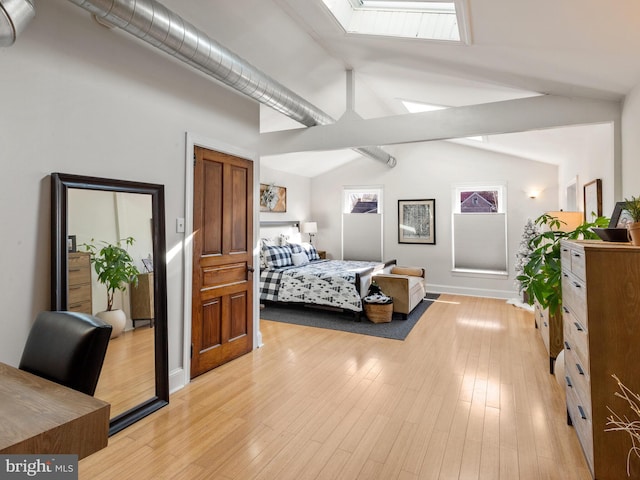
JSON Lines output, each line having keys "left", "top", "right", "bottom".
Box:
{"left": 51, "top": 172, "right": 169, "bottom": 435}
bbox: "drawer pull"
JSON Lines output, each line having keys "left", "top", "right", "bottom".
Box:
{"left": 69, "top": 285, "right": 82, "bottom": 291}
{"left": 564, "top": 341, "right": 571, "bottom": 350}
{"left": 573, "top": 253, "right": 582, "bottom": 258}
{"left": 578, "top": 405, "right": 587, "bottom": 420}
{"left": 69, "top": 268, "right": 82, "bottom": 272}
{"left": 574, "top": 322, "right": 583, "bottom": 332}
{"left": 543, "top": 321, "right": 548, "bottom": 327}
{"left": 69, "top": 302, "right": 83, "bottom": 308}
{"left": 566, "top": 376, "right": 573, "bottom": 388}
{"left": 576, "top": 363, "right": 585, "bottom": 376}
{"left": 562, "top": 306, "right": 569, "bottom": 313}
{"left": 573, "top": 282, "right": 581, "bottom": 288}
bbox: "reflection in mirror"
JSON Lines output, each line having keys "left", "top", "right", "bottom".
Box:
{"left": 51, "top": 173, "right": 168, "bottom": 435}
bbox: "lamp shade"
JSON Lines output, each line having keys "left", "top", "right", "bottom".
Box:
{"left": 300, "top": 222, "right": 317, "bottom": 234}
{"left": 545, "top": 211, "right": 584, "bottom": 232}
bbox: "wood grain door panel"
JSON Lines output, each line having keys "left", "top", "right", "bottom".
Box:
{"left": 191, "top": 147, "right": 253, "bottom": 378}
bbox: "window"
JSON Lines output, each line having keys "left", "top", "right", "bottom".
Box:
{"left": 452, "top": 183, "right": 508, "bottom": 275}
{"left": 342, "top": 186, "right": 383, "bottom": 260}
{"left": 343, "top": 187, "right": 382, "bottom": 214}
{"left": 320, "top": 0, "right": 470, "bottom": 43}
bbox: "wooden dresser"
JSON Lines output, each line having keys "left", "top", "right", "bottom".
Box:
{"left": 534, "top": 298, "right": 563, "bottom": 374}
{"left": 68, "top": 251, "right": 92, "bottom": 314}
{"left": 561, "top": 240, "right": 640, "bottom": 479}
{"left": 130, "top": 272, "right": 154, "bottom": 328}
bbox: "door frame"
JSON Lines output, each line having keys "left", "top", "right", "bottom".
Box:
{"left": 182, "top": 132, "right": 261, "bottom": 385}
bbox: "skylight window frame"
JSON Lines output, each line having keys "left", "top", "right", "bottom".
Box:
{"left": 321, "top": 0, "right": 471, "bottom": 44}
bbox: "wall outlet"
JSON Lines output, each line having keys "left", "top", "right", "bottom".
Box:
{"left": 176, "top": 217, "right": 185, "bottom": 233}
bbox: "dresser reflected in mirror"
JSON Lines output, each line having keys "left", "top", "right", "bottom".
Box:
{"left": 51, "top": 173, "right": 169, "bottom": 435}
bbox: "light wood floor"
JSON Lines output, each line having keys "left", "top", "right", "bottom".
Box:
{"left": 94, "top": 326, "right": 156, "bottom": 418}
{"left": 79, "top": 294, "right": 591, "bottom": 479}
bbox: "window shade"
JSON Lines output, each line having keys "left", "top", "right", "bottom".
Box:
{"left": 453, "top": 213, "right": 507, "bottom": 273}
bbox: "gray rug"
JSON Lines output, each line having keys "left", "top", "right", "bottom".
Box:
{"left": 260, "top": 293, "right": 439, "bottom": 340}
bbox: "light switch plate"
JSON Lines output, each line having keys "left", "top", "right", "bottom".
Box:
{"left": 176, "top": 217, "right": 185, "bottom": 233}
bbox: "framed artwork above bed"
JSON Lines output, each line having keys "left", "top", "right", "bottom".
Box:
{"left": 260, "top": 183, "right": 287, "bottom": 212}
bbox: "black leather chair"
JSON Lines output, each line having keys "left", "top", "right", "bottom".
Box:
{"left": 19, "top": 311, "right": 112, "bottom": 396}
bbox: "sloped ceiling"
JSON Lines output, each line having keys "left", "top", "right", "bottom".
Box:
{"left": 164, "top": 0, "right": 635, "bottom": 177}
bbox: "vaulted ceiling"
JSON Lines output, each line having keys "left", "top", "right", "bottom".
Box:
{"left": 165, "top": 0, "right": 639, "bottom": 176}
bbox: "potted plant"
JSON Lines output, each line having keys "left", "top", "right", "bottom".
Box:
{"left": 82, "top": 236, "right": 140, "bottom": 338}
{"left": 517, "top": 213, "right": 608, "bottom": 318}
{"left": 623, "top": 196, "right": 640, "bottom": 246}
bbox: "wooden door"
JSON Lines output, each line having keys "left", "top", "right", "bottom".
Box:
{"left": 191, "top": 147, "right": 254, "bottom": 378}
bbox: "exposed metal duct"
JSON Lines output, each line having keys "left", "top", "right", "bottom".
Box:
{"left": 67, "top": 0, "right": 396, "bottom": 167}
{"left": 0, "top": 0, "right": 35, "bottom": 46}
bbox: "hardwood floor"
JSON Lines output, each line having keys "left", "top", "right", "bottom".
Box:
{"left": 79, "top": 294, "right": 591, "bottom": 479}
{"left": 94, "top": 326, "right": 156, "bottom": 418}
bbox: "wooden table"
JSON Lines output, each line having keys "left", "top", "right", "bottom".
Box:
{"left": 0, "top": 362, "right": 110, "bottom": 459}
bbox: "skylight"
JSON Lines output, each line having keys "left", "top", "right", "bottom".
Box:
{"left": 321, "top": 0, "right": 469, "bottom": 43}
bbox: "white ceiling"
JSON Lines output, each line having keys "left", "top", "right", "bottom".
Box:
{"left": 166, "top": 0, "right": 639, "bottom": 177}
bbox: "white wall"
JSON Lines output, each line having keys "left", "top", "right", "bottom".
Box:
{"left": 0, "top": 1, "right": 260, "bottom": 385}
{"left": 557, "top": 123, "right": 616, "bottom": 217}
{"left": 311, "top": 141, "right": 558, "bottom": 298}
{"left": 622, "top": 85, "right": 640, "bottom": 198}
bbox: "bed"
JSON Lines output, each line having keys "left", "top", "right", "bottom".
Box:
{"left": 259, "top": 222, "right": 395, "bottom": 316}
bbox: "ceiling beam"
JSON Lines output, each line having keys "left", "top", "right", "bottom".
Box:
{"left": 259, "top": 94, "right": 621, "bottom": 155}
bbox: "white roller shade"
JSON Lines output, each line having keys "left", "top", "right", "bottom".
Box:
{"left": 453, "top": 213, "right": 507, "bottom": 273}
{"left": 342, "top": 213, "right": 383, "bottom": 261}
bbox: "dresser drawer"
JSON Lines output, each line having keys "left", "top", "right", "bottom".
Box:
{"left": 68, "top": 283, "right": 91, "bottom": 305}
{"left": 563, "top": 306, "right": 589, "bottom": 375}
{"left": 566, "top": 374, "right": 594, "bottom": 473}
{"left": 565, "top": 346, "right": 591, "bottom": 417}
{"left": 569, "top": 249, "right": 586, "bottom": 281}
{"left": 539, "top": 313, "right": 551, "bottom": 355}
{"left": 68, "top": 299, "right": 92, "bottom": 314}
{"left": 561, "top": 271, "right": 587, "bottom": 325}
{"left": 67, "top": 257, "right": 91, "bottom": 285}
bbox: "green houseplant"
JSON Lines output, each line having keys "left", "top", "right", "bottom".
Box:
{"left": 623, "top": 196, "right": 640, "bottom": 246}
{"left": 82, "top": 237, "right": 140, "bottom": 338}
{"left": 517, "top": 213, "right": 608, "bottom": 317}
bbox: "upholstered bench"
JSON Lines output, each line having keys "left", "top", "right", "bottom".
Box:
{"left": 373, "top": 266, "right": 426, "bottom": 319}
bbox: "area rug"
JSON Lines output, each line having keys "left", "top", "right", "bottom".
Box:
{"left": 260, "top": 293, "right": 440, "bottom": 340}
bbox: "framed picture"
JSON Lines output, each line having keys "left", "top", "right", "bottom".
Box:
{"left": 610, "top": 202, "right": 634, "bottom": 228}
{"left": 583, "top": 179, "right": 602, "bottom": 223}
{"left": 67, "top": 235, "right": 76, "bottom": 253}
{"left": 260, "top": 183, "right": 287, "bottom": 212}
{"left": 398, "top": 199, "right": 435, "bottom": 244}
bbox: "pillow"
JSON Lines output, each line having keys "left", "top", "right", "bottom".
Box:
{"left": 391, "top": 266, "right": 424, "bottom": 277}
{"left": 288, "top": 242, "right": 304, "bottom": 254}
{"left": 288, "top": 242, "right": 321, "bottom": 261}
{"left": 259, "top": 238, "right": 277, "bottom": 268}
{"left": 262, "top": 244, "right": 293, "bottom": 268}
{"left": 302, "top": 243, "right": 320, "bottom": 262}
{"left": 291, "top": 251, "right": 309, "bottom": 266}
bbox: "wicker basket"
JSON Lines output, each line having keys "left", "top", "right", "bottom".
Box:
{"left": 364, "top": 302, "right": 393, "bottom": 323}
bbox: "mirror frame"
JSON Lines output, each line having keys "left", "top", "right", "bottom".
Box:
{"left": 51, "top": 172, "right": 169, "bottom": 435}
